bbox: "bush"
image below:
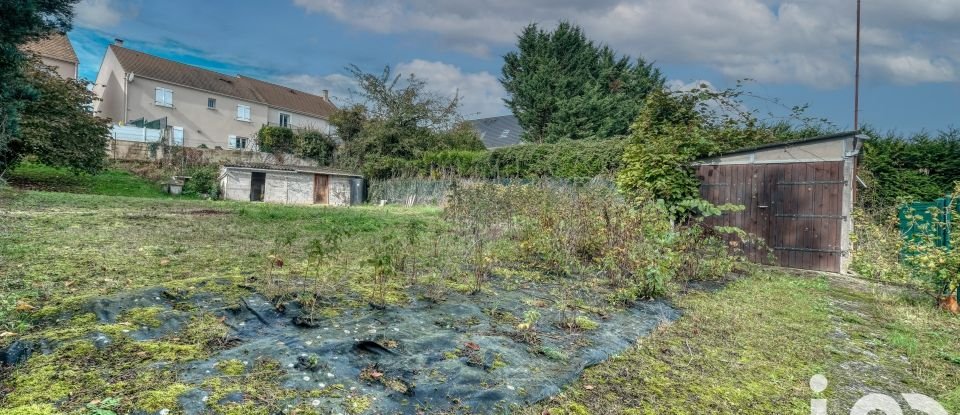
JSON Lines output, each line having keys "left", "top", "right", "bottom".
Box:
{"left": 296, "top": 130, "right": 337, "bottom": 166}
{"left": 444, "top": 181, "right": 743, "bottom": 301}
{"left": 182, "top": 165, "right": 219, "bottom": 198}
{"left": 370, "top": 139, "right": 626, "bottom": 180}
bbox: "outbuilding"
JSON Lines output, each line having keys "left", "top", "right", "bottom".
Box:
{"left": 219, "top": 164, "right": 364, "bottom": 206}
{"left": 695, "top": 131, "right": 866, "bottom": 273}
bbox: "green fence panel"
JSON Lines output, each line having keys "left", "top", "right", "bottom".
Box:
{"left": 898, "top": 196, "right": 954, "bottom": 250}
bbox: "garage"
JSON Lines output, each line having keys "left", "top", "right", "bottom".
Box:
{"left": 695, "top": 131, "right": 866, "bottom": 273}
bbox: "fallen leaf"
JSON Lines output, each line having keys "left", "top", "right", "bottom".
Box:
{"left": 64, "top": 280, "right": 74, "bottom": 288}
{"left": 159, "top": 259, "right": 171, "bottom": 266}
{"left": 584, "top": 385, "right": 595, "bottom": 390}
{"left": 0, "top": 331, "right": 17, "bottom": 338}
{"left": 370, "top": 371, "right": 383, "bottom": 379}
{"left": 464, "top": 341, "right": 480, "bottom": 351}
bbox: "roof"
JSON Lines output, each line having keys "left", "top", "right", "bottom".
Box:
{"left": 22, "top": 33, "right": 78, "bottom": 63}
{"left": 110, "top": 45, "right": 336, "bottom": 119}
{"left": 222, "top": 163, "right": 363, "bottom": 177}
{"left": 467, "top": 115, "right": 524, "bottom": 149}
{"left": 708, "top": 131, "right": 861, "bottom": 157}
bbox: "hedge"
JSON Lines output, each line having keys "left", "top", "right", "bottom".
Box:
{"left": 369, "top": 139, "right": 626, "bottom": 180}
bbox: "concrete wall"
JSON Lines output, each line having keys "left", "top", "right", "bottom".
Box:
{"left": 697, "top": 139, "right": 847, "bottom": 165}
{"left": 41, "top": 56, "right": 77, "bottom": 79}
{"left": 219, "top": 167, "right": 358, "bottom": 206}
{"left": 220, "top": 169, "right": 253, "bottom": 202}
{"left": 329, "top": 176, "right": 352, "bottom": 206}
{"left": 93, "top": 49, "right": 126, "bottom": 124}
{"left": 263, "top": 171, "right": 314, "bottom": 204}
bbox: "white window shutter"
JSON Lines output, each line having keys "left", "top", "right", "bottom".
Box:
{"left": 166, "top": 89, "right": 173, "bottom": 106}
{"left": 155, "top": 87, "right": 162, "bottom": 103}
{"left": 228, "top": 135, "right": 236, "bottom": 149}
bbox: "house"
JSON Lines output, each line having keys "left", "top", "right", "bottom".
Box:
{"left": 219, "top": 164, "right": 364, "bottom": 206}
{"left": 695, "top": 131, "right": 867, "bottom": 274}
{"left": 468, "top": 115, "right": 523, "bottom": 149}
{"left": 93, "top": 40, "right": 336, "bottom": 151}
{"left": 22, "top": 33, "right": 79, "bottom": 79}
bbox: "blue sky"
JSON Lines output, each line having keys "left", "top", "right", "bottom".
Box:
{"left": 69, "top": 0, "right": 959, "bottom": 133}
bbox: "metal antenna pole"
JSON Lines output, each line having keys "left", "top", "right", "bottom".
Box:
{"left": 854, "top": 0, "right": 861, "bottom": 131}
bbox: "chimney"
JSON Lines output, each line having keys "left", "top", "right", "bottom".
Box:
{"left": 322, "top": 89, "right": 329, "bottom": 101}
{"left": 114, "top": 38, "right": 124, "bottom": 46}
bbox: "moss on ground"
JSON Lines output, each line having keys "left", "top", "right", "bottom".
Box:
{"left": 531, "top": 273, "right": 960, "bottom": 415}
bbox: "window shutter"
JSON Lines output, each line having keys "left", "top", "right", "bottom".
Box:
{"left": 228, "top": 135, "right": 236, "bottom": 149}
{"left": 166, "top": 89, "right": 173, "bottom": 106}
{"left": 155, "top": 88, "right": 162, "bottom": 104}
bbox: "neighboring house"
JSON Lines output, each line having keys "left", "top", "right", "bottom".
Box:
{"left": 468, "top": 115, "right": 524, "bottom": 149}
{"left": 93, "top": 40, "right": 336, "bottom": 151}
{"left": 22, "top": 33, "right": 79, "bottom": 79}
{"left": 219, "top": 164, "right": 364, "bottom": 206}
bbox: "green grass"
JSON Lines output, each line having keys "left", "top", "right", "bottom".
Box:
{"left": 0, "top": 188, "right": 440, "bottom": 332}
{"left": 5, "top": 161, "right": 172, "bottom": 198}
{"left": 531, "top": 274, "right": 960, "bottom": 415}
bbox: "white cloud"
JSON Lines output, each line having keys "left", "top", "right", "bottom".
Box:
{"left": 74, "top": 0, "right": 123, "bottom": 28}
{"left": 273, "top": 61, "right": 507, "bottom": 118}
{"left": 395, "top": 60, "right": 507, "bottom": 118}
{"left": 292, "top": 0, "right": 960, "bottom": 86}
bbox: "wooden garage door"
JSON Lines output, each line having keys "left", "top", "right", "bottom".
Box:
{"left": 697, "top": 162, "right": 844, "bottom": 272}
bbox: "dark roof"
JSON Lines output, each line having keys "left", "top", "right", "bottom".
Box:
{"left": 710, "top": 131, "right": 861, "bottom": 157}
{"left": 110, "top": 45, "right": 336, "bottom": 119}
{"left": 23, "top": 33, "right": 78, "bottom": 63}
{"left": 468, "top": 115, "right": 524, "bottom": 149}
{"left": 222, "top": 163, "right": 362, "bottom": 177}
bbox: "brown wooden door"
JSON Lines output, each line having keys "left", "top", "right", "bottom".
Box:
{"left": 314, "top": 174, "right": 329, "bottom": 204}
{"left": 698, "top": 162, "right": 844, "bottom": 272}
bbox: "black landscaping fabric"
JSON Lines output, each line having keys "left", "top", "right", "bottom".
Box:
{"left": 3, "top": 279, "right": 679, "bottom": 414}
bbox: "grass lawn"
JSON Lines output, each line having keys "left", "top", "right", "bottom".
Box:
{"left": 1, "top": 188, "right": 957, "bottom": 414}
{"left": 4, "top": 161, "right": 173, "bottom": 198}
{"left": 0, "top": 188, "right": 439, "bottom": 332}
{"left": 533, "top": 274, "right": 960, "bottom": 415}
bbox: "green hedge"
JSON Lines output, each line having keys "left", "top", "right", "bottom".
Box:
{"left": 859, "top": 128, "right": 960, "bottom": 208}
{"left": 370, "top": 139, "right": 626, "bottom": 180}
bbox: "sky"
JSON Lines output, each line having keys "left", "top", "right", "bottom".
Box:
{"left": 68, "top": 0, "right": 959, "bottom": 134}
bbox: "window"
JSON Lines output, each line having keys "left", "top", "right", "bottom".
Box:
{"left": 279, "top": 113, "right": 290, "bottom": 127}
{"left": 207, "top": 98, "right": 217, "bottom": 109}
{"left": 172, "top": 126, "right": 184, "bottom": 146}
{"left": 228, "top": 135, "right": 248, "bottom": 150}
{"left": 155, "top": 87, "right": 173, "bottom": 107}
{"left": 236, "top": 104, "right": 251, "bottom": 122}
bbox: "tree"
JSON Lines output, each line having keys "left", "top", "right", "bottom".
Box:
{"left": 617, "top": 83, "right": 835, "bottom": 214}
{"left": 501, "top": 21, "right": 665, "bottom": 143}
{"left": 332, "top": 65, "right": 484, "bottom": 175}
{"left": 0, "top": 0, "right": 79, "bottom": 176}
{"left": 3, "top": 61, "right": 110, "bottom": 175}
{"left": 617, "top": 90, "right": 715, "bottom": 208}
